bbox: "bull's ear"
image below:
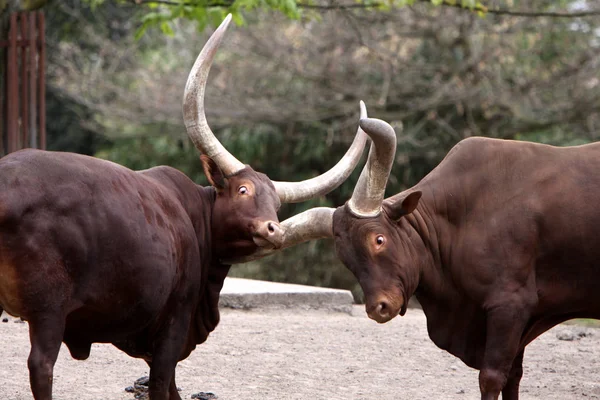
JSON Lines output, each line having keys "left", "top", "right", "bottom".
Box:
{"left": 383, "top": 191, "right": 422, "bottom": 221}
{"left": 201, "top": 155, "right": 227, "bottom": 190}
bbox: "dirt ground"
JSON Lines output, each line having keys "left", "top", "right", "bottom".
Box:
{"left": 1, "top": 306, "right": 599, "bottom": 400}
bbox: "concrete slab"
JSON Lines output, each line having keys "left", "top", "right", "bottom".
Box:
{"left": 218, "top": 278, "right": 354, "bottom": 314}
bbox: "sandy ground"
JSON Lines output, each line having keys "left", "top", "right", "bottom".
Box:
{"left": 1, "top": 306, "right": 599, "bottom": 400}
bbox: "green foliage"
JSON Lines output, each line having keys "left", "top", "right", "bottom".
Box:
{"left": 81, "top": 0, "right": 493, "bottom": 38}
{"left": 45, "top": 0, "right": 600, "bottom": 300}
{"left": 96, "top": 134, "right": 210, "bottom": 184}
{"left": 45, "top": 90, "right": 111, "bottom": 155}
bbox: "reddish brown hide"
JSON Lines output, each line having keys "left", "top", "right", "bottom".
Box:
{"left": 0, "top": 14, "right": 368, "bottom": 400}
{"left": 0, "top": 150, "right": 278, "bottom": 400}
{"left": 332, "top": 136, "right": 600, "bottom": 400}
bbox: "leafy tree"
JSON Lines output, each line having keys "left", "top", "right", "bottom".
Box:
{"left": 80, "top": 0, "right": 600, "bottom": 38}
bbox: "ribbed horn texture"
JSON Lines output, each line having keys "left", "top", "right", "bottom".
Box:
{"left": 232, "top": 207, "right": 335, "bottom": 263}
{"left": 182, "top": 14, "right": 245, "bottom": 177}
{"left": 347, "top": 118, "right": 398, "bottom": 217}
{"left": 272, "top": 101, "right": 369, "bottom": 203}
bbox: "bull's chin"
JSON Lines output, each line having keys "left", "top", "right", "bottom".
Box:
{"left": 368, "top": 310, "right": 400, "bottom": 324}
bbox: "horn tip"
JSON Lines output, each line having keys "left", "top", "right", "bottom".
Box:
{"left": 359, "top": 100, "right": 367, "bottom": 118}
{"left": 359, "top": 118, "right": 397, "bottom": 138}
{"left": 218, "top": 13, "right": 233, "bottom": 31}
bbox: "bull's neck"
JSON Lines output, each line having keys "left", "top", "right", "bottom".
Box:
{"left": 400, "top": 208, "right": 438, "bottom": 293}
{"left": 189, "top": 186, "right": 231, "bottom": 345}
{"left": 400, "top": 183, "right": 451, "bottom": 296}
{"left": 401, "top": 180, "right": 461, "bottom": 304}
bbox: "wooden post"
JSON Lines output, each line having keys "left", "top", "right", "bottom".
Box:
{"left": 28, "top": 12, "right": 37, "bottom": 149}
{"left": 7, "top": 13, "right": 18, "bottom": 153}
{"left": 0, "top": 46, "right": 5, "bottom": 156}
{"left": 38, "top": 11, "right": 45, "bottom": 150}
{"left": 20, "top": 13, "right": 29, "bottom": 149}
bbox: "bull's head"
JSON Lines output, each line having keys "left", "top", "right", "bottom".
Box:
{"left": 253, "top": 116, "right": 423, "bottom": 323}
{"left": 183, "top": 15, "right": 368, "bottom": 264}
{"left": 332, "top": 118, "right": 423, "bottom": 324}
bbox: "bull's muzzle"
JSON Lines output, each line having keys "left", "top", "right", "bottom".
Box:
{"left": 366, "top": 296, "right": 403, "bottom": 324}
{"left": 252, "top": 220, "right": 284, "bottom": 249}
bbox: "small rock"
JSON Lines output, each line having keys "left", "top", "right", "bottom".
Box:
{"left": 191, "top": 392, "right": 218, "bottom": 400}
{"left": 2, "top": 318, "right": 8, "bottom": 323}
{"left": 134, "top": 376, "right": 150, "bottom": 387}
{"left": 125, "top": 376, "right": 150, "bottom": 400}
{"left": 14, "top": 318, "right": 25, "bottom": 323}
{"left": 456, "top": 389, "right": 465, "bottom": 394}
{"left": 557, "top": 332, "right": 575, "bottom": 341}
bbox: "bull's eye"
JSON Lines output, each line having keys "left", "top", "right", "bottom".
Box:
{"left": 375, "top": 235, "right": 385, "bottom": 246}
{"left": 238, "top": 186, "right": 249, "bottom": 195}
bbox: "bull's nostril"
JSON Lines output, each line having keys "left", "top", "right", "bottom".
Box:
{"left": 267, "top": 222, "right": 275, "bottom": 233}
{"left": 379, "top": 302, "right": 388, "bottom": 314}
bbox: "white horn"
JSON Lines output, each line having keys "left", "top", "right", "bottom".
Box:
{"left": 183, "top": 14, "right": 245, "bottom": 177}
{"left": 231, "top": 207, "right": 335, "bottom": 263}
{"left": 273, "top": 101, "right": 369, "bottom": 203}
{"left": 347, "top": 118, "right": 397, "bottom": 217}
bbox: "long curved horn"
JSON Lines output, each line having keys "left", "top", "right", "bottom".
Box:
{"left": 236, "top": 207, "right": 335, "bottom": 263}
{"left": 347, "top": 118, "right": 398, "bottom": 217}
{"left": 272, "top": 101, "right": 369, "bottom": 203}
{"left": 183, "top": 14, "right": 245, "bottom": 177}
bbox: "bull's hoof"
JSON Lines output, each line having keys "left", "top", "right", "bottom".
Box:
{"left": 125, "top": 376, "right": 182, "bottom": 399}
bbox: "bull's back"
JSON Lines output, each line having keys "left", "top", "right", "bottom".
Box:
{"left": 0, "top": 150, "right": 200, "bottom": 336}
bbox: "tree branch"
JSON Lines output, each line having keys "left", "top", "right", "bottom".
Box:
{"left": 424, "top": 0, "right": 600, "bottom": 18}
{"left": 129, "top": 0, "right": 234, "bottom": 6}
{"left": 129, "top": 0, "right": 600, "bottom": 18}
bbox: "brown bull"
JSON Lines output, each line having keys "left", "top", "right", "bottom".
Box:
{"left": 269, "top": 117, "right": 600, "bottom": 400}
{"left": 0, "top": 15, "right": 369, "bottom": 400}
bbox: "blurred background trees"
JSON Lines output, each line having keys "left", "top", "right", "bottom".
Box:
{"left": 4, "top": 0, "right": 600, "bottom": 299}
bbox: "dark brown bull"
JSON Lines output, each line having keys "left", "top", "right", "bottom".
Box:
{"left": 0, "top": 15, "right": 368, "bottom": 400}
{"left": 268, "top": 117, "right": 600, "bottom": 399}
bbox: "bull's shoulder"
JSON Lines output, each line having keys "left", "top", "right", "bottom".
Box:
{"left": 137, "top": 166, "right": 214, "bottom": 216}
{"left": 137, "top": 165, "right": 197, "bottom": 189}
{"left": 442, "top": 136, "right": 521, "bottom": 163}
{"left": 435, "top": 137, "right": 570, "bottom": 176}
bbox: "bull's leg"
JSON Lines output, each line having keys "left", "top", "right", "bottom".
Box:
{"left": 169, "top": 369, "right": 181, "bottom": 400}
{"left": 502, "top": 350, "right": 524, "bottom": 400}
{"left": 478, "top": 305, "right": 529, "bottom": 400}
{"left": 147, "top": 314, "right": 189, "bottom": 400}
{"left": 27, "top": 313, "right": 66, "bottom": 400}
{"left": 146, "top": 360, "right": 181, "bottom": 400}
